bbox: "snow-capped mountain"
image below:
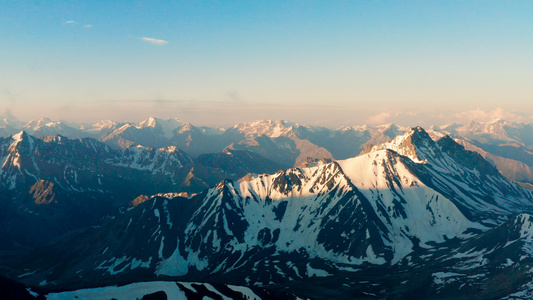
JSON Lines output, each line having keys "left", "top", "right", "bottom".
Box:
{"left": 0, "top": 115, "right": 22, "bottom": 137}
{"left": 0, "top": 131, "right": 282, "bottom": 249}
{"left": 221, "top": 120, "right": 408, "bottom": 166}
{"left": 455, "top": 138, "right": 533, "bottom": 185}
{"left": 432, "top": 120, "right": 533, "bottom": 185}
{"left": 78, "top": 120, "right": 120, "bottom": 138}
{"left": 372, "top": 127, "right": 533, "bottom": 225}
{"left": 22, "top": 118, "right": 89, "bottom": 139}
{"left": 1, "top": 116, "right": 415, "bottom": 168}
{"left": 216, "top": 120, "right": 333, "bottom": 167}
{"left": 7, "top": 116, "right": 533, "bottom": 186}
{"left": 100, "top": 117, "right": 226, "bottom": 155}
{"left": 441, "top": 119, "right": 533, "bottom": 147}
{"left": 8, "top": 127, "right": 533, "bottom": 299}
{"left": 7, "top": 280, "right": 298, "bottom": 300}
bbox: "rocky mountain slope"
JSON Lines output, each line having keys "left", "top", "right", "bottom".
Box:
{"left": 5, "top": 127, "right": 533, "bottom": 299}
{"left": 0, "top": 131, "right": 281, "bottom": 249}
{"left": 5, "top": 116, "right": 533, "bottom": 185}
{"left": 433, "top": 119, "right": 533, "bottom": 185}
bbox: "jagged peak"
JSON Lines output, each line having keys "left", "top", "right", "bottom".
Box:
{"left": 0, "top": 112, "right": 23, "bottom": 127}
{"left": 457, "top": 119, "right": 517, "bottom": 133}
{"left": 337, "top": 124, "right": 370, "bottom": 132}
{"left": 436, "top": 135, "right": 501, "bottom": 176}
{"left": 23, "top": 117, "right": 53, "bottom": 128}
{"left": 138, "top": 116, "right": 159, "bottom": 128}
{"left": 367, "top": 126, "right": 434, "bottom": 163}
{"left": 11, "top": 130, "right": 30, "bottom": 142}
{"left": 235, "top": 119, "right": 300, "bottom": 128}
{"left": 439, "top": 122, "right": 462, "bottom": 132}
{"left": 232, "top": 119, "right": 294, "bottom": 138}
{"left": 137, "top": 117, "right": 188, "bottom": 139}
{"left": 233, "top": 119, "right": 272, "bottom": 129}
{"left": 92, "top": 119, "right": 117, "bottom": 128}
{"left": 376, "top": 123, "right": 397, "bottom": 130}
{"left": 7, "top": 131, "right": 35, "bottom": 152}
{"left": 138, "top": 117, "right": 185, "bottom": 128}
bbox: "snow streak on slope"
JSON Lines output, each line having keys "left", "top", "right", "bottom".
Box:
{"left": 153, "top": 148, "right": 486, "bottom": 277}
{"left": 171, "top": 162, "right": 392, "bottom": 270}
{"left": 45, "top": 281, "right": 270, "bottom": 300}
{"left": 338, "top": 150, "right": 481, "bottom": 263}
{"left": 18, "top": 128, "right": 507, "bottom": 286}
{"left": 109, "top": 145, "right": 193, "bottom": 174}
{"left": 7, "top": 126, "right": 533, "bottom": 299}
{"left": 374, "top": 127, "right": 533, "bottom": 225}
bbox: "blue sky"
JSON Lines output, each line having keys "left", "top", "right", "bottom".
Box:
{"left": 1, "top": 1, "right": 533, "bottom": 127}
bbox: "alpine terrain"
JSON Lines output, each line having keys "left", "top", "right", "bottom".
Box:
{"left": 2, "top": 126, "right": 533, "bottom": 299}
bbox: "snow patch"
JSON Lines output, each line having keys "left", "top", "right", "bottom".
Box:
{"left": 46, "top": 281, "right": 187, "bottom": 300}
{"left": 306, "top": 263, "right": 331, "bottom": 277}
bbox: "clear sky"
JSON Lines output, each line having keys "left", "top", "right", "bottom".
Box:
{"left": 1, "top": 1, "right": 533, "bottom": 127}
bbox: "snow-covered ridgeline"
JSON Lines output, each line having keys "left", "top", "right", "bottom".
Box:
{"left": 108, "top": 145, "right": 193, "bottom": 174}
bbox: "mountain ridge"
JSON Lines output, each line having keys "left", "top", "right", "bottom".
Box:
{"left": 6, "top": 126, "right": 533, "bottom": 300}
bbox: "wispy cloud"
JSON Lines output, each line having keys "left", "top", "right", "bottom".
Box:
{"left": 226, "top": 90, "right": 245, "bottom": 102}
{"left": 365, "top": 110, "right": 424, "bottom": 126}
{"left": 64, "top": 20, "right": 76, "bottom": 24}
{"left": 367, "top": 112, "right": 392, "bottom": 124}
{"left": 84, "top": 24, "right": 93, "bottom": 28}
{"left": 454, "top": 107, "right": 529, "bottom": 123}
{"left": 141, "top": 37, "right": 169, "bottom": 46}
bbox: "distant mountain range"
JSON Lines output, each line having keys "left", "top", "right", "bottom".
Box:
{"left": 0, "top": 131, "right": 282, "bottom": 249}
{"left": 3, "top": 116, "right": 533, "bottom": 187}
{"left": 2, "top": 126, "right": 533, "bottom": 299}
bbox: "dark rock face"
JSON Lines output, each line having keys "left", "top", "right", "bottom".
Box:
{"left": 7, "top": 117, "right": 533, "bottom": 186}
{"left": 0, "top": 275, "right": 42, "bottom": 300}
{"left": 196, "top": 149, "right": 283, "bottom": 178}
{"left": 0, "top": 132, "right": 284, "bottom": 249}
{"left": 7, "top": 126, "right": 533, "bottom": 300}
{"left": 3, "top": 125, "right": 533, "bottom": 299}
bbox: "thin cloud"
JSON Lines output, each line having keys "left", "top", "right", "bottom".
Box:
{"left": 141, "top": 37, "right": 169, "bottom": 46}
{"left": 64, "top": 20, "right": 76, "bottom": 24}
{"left": 367, "top": 112, "right": 392, "bottom": 125}
{"left": 454, "top": 107, "right": 528, "bottom": 123}
{"left": 84, "top": 24, "right": 93, "bottom": 28}
{"left": 365, "top": 110, "right": 425, "bottom": 126}
{"left": 226, "top": 90, "right": 245, "bottom": 102}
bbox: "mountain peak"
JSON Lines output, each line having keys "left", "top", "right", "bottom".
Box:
{"left": 0, "top": 112, "right": 23, "bottom": 127}
{"left": 138, "top": 116, "right": 159, "bottom": 128}
{"left": 436, "top": 134, "right": 501, "bottom": 176}
{"left": 8, "top": 131, "right": 35, "bottom": 154}
{"left": 232, "top": 119, "right": 295, "bottom": 138}
{"left": 23, "top": 117, "right": 53, "bottom": 130}
{"left": 11, "top": 130, "right": 30, "bottom": 143}
{"left": 372, "top": 126, "right": 434, "bottom": 162}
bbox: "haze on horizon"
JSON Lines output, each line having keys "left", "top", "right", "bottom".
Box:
{"left": 1, "top": 1, "right": 533, "bottom": 127}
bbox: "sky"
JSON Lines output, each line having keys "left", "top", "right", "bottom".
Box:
{"left": 1, "top": 0, "right": 533, "bottom": 127}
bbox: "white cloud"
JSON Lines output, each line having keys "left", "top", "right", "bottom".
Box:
{"left": 84, "top": 24, "right": 93, "bottom": 28}
{"left": 367, "top": 112, "right": 392, "bottom": 124}
{"left": 453, "top": 107, "right": 528, "bottom": 123}
{"left": 64, "top": 20, "right": 75, "bottom": 24}
{"left": 141, "top": 37, "right": 169, "bottom": 46}
{"left": 365, "top": 110, "right": 425, "bottom": 126}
